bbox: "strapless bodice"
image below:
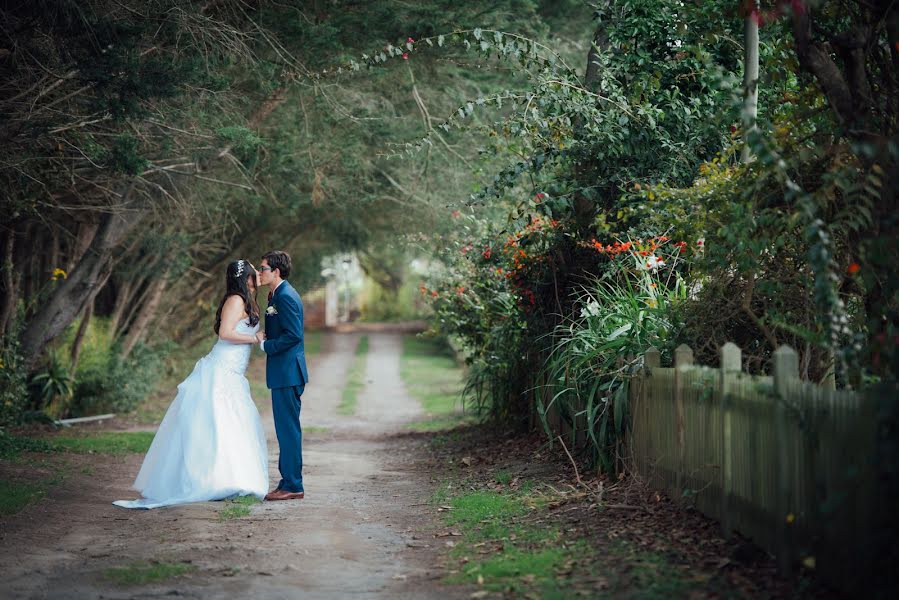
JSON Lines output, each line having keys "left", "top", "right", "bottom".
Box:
{"left": 204, "top": 319, "right": 258, "bottom": 376}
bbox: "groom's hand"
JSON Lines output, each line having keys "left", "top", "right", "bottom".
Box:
{"left": 256, "top": 332, "right": 266, "bottom": 343}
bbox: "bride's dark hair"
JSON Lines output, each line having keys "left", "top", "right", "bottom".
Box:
{"left": 214, "top": 259, "right": 260, "bottom": 335}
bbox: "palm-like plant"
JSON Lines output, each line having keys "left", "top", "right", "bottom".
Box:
{"left": 31, "top": 353, "right": 73, "bottom": 419}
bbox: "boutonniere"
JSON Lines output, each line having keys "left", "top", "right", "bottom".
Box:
{"left": 266, "top": 305, "right": 278, "bottom": 316}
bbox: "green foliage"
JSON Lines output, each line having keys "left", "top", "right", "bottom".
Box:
{"left": 543, "top": 266, "right": 686, "bottom": 470}
{"left": 29, "top": 352, "right": 73, "bottom": 417}
{"left": 106, "top": 135, "right": 149, "bottom": 175}
{"left": 215, "top": 126, "right": 264, "bottom": 167}
{"left": 72, "top": 341, "right": 170, "bottom": 416}
{"left": 0, "top": 326, "right": 29, "bottom": 427}
{"left": 359, "top": 276, "right": 429, "bottom": 322}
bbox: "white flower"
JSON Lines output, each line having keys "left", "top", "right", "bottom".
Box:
{"left": 640, "top": 255, "right": 666, "bottom": 272}
{"left": 266, "top": 306, "right": 277, "bottom": 315}
{"left": 580, "top": 300, "right": 601, "bottom": 319}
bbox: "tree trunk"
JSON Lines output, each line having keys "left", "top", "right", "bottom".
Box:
{"left": 117, "top": 276, "right": 158, "bottom": 341}
{"left": 572, "top": 24, "right": 608, "bottom": 227}
{"left": 120, "top": 275, "right": 168, "bottom": 359}
{"left": 49, "top": 226, "right": 60, "bottom": 276}
{"left": 65, "top": 221, "right": 100, "bottom": 274}
{"left": 20, "top": 206, "right": 146, "bottom": 369}
{"left": 0, "top": 231, "right": 17, "bottom": 335}
{"left": 791, "top": 4, "right": 855, "bottom": 126}
{"left": 742, "top": 2, "right": 759, "bottom": 163}
{"left": 108, "top": 279, "right": 135, "bottom": 337}
{"left": 69, "top": 299, "right": 93, "bottom": 374}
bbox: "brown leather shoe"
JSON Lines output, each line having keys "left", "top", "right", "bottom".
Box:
{"left": 264, "top": 489, "right": 304, "bottom": 501}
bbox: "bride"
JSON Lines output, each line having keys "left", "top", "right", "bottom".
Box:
{"left": 114, "top": 259, "right": 269, "bottom": 509}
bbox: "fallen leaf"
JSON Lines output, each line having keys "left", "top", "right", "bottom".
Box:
{"left": 462, "top": 456, "right": 473, "bottom": 467}
{"left": 470, "top": 592, "right": 489, "bottom": 599}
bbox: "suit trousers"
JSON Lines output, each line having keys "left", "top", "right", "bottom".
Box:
{"left": 271, "top": 385, "right": 304, "bottom": 493}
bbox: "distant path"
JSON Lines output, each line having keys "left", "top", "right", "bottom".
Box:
{"left": 0, "top": 332, "right": 464, "bottom": 599}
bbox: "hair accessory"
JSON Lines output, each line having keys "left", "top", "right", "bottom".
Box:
{"left": 235, "top": 259, "right": 245, "bottom": 278}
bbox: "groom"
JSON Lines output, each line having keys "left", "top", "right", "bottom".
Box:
{"left": 255, "top": 250, "right": 310, "bottom": 501}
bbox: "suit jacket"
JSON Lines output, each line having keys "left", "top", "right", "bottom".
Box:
{"left": 263, "top": 280, "right": 309, "bottom": 389}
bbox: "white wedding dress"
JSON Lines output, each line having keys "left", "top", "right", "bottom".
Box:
{"left": 113, "top": 319, "right": 269, "bottom": 509}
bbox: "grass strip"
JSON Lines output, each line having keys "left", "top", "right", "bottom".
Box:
{"left": 337, "top": 335, "right": 368, "bottom": 416}
{"left": 0, "top": 431, "right": 54, "bottom": 460}
{"left": 400, "top": 336, "right": 474, "bottom": 431}
{"left": 48, "top": 431, "right": 155, "bottom": 454}
{"left": 219, "top": 494, "right": 261, "bottom": 521}
{"left": 104, "top": 561, "right": 195, "bottom": 585}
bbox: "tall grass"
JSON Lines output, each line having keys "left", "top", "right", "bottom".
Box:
{"left": 539, "top": 272, "right": 684, "bottom": 471}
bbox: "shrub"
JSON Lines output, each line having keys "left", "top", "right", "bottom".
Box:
{"left": 0, "top": 330, "right": 29, "bottom": 427}
{"left": 71, "top": 341, "right": 171, "bottom": 416}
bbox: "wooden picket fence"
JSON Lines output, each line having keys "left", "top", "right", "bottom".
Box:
{"left": 628, "top": 342, "right": 890, "bottom": 591}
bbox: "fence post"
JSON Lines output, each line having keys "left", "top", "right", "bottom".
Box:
{"left": 773, "top": 345, "right": 798, "bottom": 575}
{"left": 674, "top": 344, "right": 693, "bottom": 494}
{"left": 719, "top": 342, "right": 741, "bottom": 537}
{"left": 644, "top": 346, "right": 661, "bottom": 370}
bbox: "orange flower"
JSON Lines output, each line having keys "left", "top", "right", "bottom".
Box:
{"left": 847, "top": 262, "right": 861, "bottom": 274}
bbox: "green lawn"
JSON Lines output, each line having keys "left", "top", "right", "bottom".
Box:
{"left": 48, "top": 431, "right": 155, "bottom": 454}
{"left": 436, "top": 483, "right": 596, "bottom": 595}
{"left": 0, "top": 480, "right": 46, "bottom": 517}
{"left": 337, "top": 335, "right": 369, "bottom": 416}
{"left": 0, "top": 431, "right": 54, "bottom": 460}
{"left": 400, "top": 336, "right": 475, "bottom": 431}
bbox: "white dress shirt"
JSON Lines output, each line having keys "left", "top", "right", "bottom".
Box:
{"left": 260, "top": 280, "right": 285, "bottom": 352}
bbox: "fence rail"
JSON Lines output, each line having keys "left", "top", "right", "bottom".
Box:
{"left": 628, "top": 342, "right": 891, "bottom": 592}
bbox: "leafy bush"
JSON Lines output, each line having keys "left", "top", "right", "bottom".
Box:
{"left": 0, "top": 331, "right": 29, "bottom": 428}
{"left": 71, "top": 342, "right": 171, "bottom": 416}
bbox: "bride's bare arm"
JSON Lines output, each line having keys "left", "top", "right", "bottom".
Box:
{"left": 218, "top": 295, "right": 257, "bottom": 344}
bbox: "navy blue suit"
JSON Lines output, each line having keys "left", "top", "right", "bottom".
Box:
{"left": 262, "top": 281, "right": 309, "bottom": 493}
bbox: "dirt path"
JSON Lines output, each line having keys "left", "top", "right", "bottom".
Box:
{"left": 0, "top": 332, "right": 463, "bottom": 599}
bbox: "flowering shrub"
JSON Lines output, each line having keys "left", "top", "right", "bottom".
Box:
{"left": 424, "top": 208, "right": 696, "bottom": 457}
{"left": 543, "top": 252, "right": 689, "bottom": 470}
